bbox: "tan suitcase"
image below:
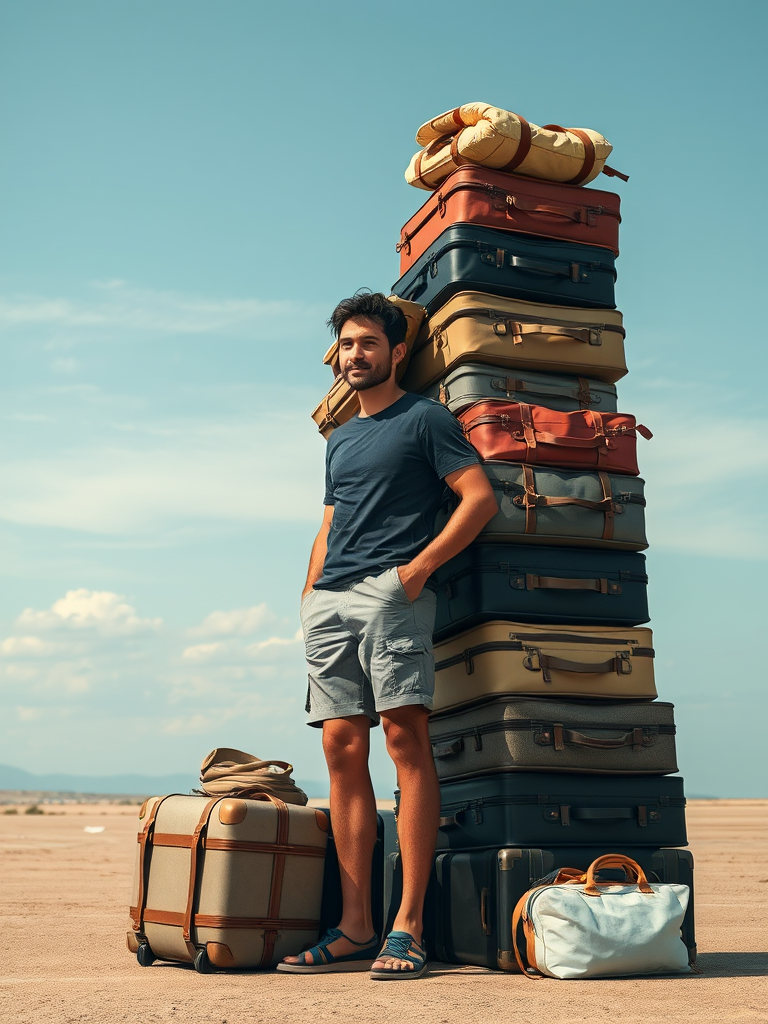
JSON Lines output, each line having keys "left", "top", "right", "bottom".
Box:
{"left": 432, "top": 621, "right": 656, "bottom": 713}
{"left": 311, "top": 296, "right": 427, "bottom": 438}
{"left": 400, "top": 292, "right": 627, "bottom": 393}
{"left": 127, "top": 793, "right": 328, "bottom": 972}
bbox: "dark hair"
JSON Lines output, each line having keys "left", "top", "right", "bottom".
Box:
{"left": 327, "top": 290, "right": 407, "bottom": 350}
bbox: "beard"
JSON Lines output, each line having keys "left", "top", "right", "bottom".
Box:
{"left": 340, "top": 354, "right": 393, "bottom": 391}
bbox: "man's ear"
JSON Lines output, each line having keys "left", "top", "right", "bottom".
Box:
{"left": 391, "top": 341, "right": 407, "bottom": 369}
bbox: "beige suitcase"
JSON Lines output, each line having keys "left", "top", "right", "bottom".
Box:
{"left": 432, "top": 621, "right": 656, "bottom": 714}
{"left": 311, "top": 296, "right": 427, "bottom": 438}
{"left": 400, "top": 292, "right": 627, "bottom": 393}
{"left": 406, "top": 102, "right": 626, "bottom": 191}
{"left": 128, "top": 793, "right": 328, "bottom": 972}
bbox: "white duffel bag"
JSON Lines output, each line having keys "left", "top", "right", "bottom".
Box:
{"left": 513, "top": 854, "right": 693, "bottom": 979}
{"left": 406, "top": 102, "right": 628, "bottom": 191}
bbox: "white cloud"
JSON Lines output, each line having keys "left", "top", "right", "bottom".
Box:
{"left": 0, "top": 636, "right": 56, "bottom": 657}
{"left": 182, "top": 642, "right": 225, "bottom": 662}
{"left": 16, "top": 589, "right": 162, "bottom": 635}
{"left": 0, "top": 413, "right": 324, "bottom": 533}
{"left": 190, "top": 603, "right": 276, "bottom": 638}
{"left": 0, "top": 281, "right": 324, "bottom": 341}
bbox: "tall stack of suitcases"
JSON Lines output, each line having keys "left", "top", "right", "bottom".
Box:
{"left": 311, "top": 104, "right": 694, "bottom": 971}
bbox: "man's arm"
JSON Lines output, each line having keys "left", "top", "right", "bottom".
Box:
{"left": 302, "top": 504, "right": 334, "bottom": 600}
{"left": 397, "top": 464, "right": 498, "bottom": 602}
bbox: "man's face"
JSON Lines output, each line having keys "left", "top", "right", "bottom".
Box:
{"left": 338, "top": 317, "right": 396, "bottom": 391}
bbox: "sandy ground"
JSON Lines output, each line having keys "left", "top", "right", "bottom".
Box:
{"left": 1, "top": 798, "right": 766, "bottom": 1024}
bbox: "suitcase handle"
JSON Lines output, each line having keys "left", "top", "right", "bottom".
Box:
{"left": 523, "top": 651, "right": 633, "bottom": 682}
{"left": 514, "top": 574, "right": 621, "bottom": 595}
{"left": 490, "top": 321, "right": 600, "bottom": 346}
{"left": 431, "top": 739, "right": 464, "bottom": 759}
{"left": 480, "top": 251, "right": 583, "bottom": 280}
{"left": 535, "top": 724, "right": 652, "bottom": 751}
{"left": 505, "top": 194, "right": 592, "bottom": 224}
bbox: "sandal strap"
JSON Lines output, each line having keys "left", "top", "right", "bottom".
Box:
{"left": 377, "top": 931, "right": 425, "bottom": 967}
{"left": 297, "top": 928, "right": 378, "bottom": 966}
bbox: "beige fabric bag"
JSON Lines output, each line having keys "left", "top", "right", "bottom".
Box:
{"left": 199, "top": 747, "right": 308, "bottom": 806}
{"left": 406, "top": 103, "right": 627, "bottom": 191}
{"left": 311, "top": 296, "right": 427, "bottom": 438}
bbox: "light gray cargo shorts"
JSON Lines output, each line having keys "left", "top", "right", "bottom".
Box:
{"left": 300, "top": 566, "right": 438, "bottom": 727}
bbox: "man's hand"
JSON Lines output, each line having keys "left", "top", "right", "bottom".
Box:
{"left": 396, "top": 563, "right": 429, "bottom": 603}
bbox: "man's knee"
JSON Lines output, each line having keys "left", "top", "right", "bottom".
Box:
{"left": 381, "top": 707, "right": 431, "bottom": 767}
{"left": 322, "top": 715, "right": 371, "bottom": 774}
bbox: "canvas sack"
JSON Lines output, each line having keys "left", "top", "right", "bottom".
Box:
{"left": 513, "top": 854, "right": 692, "bottom": 979}
{"left": 199, "top": 748, "right": 308, "bottom": 806}
{"left": 407, "top": 103, "right": 627, "bottom": 191}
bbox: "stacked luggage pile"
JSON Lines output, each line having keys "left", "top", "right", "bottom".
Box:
{"left": 315, "top": 103, "right": 695, "bottom": 970}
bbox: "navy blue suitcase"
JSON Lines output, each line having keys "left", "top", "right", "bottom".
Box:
{"left": 395, "top": 773, "right": 687, "bottom": 851}
{"left": 384, "top": 846, "right": 696, "bottom": 969}
{"left": 319, "top": 810, "right": 398, "bottom": 938}
{"left": 391, "top": 225, "right": 617, "bottom": 314}
{"left": 433, "top": 543, "right": 649, "bottom": 640}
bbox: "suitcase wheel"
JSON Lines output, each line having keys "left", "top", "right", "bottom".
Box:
{"left": 136, "top": 943, "right": 156, "bottom": 967}
{"left": 194, "top": 948, "right": 214, "bottom": 974}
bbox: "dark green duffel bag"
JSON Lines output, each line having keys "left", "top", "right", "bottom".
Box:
{"left": 437, "top": 461, "right": 647, "bottom": 551}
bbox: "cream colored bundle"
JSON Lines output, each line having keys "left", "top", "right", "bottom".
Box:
{"left": 199, "top": 747, "right": 308, "bottom": 805}
{"left": 406, "top": 102, "right": 627, "bottom": 191}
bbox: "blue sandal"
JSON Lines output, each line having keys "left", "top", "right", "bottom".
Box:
{"left": 276, "top": 927, "right": 379, "bottom": 973}
{"left": 370, "top": 931, "right": 427, "bottom": 980}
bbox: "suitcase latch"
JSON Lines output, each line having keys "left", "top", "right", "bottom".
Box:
{"left": 616, "top": 651, "right": 633, "bottom": 674}
{"left": 588, "top": 327, "right": 603, "bottom": 346}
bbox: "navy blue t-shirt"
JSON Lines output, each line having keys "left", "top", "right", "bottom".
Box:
{"left": 316, "top": 393, "right": 480, "bottom": 589}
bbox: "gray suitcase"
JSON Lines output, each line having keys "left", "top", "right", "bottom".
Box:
{"left": 437, "top": 462, "right": 647, "bottom": 551}
{"left": 429, "top": 698, "right": 677, "bottom": 780}
{"left": 422, "top": 363, "right": 618, "bottom": 415}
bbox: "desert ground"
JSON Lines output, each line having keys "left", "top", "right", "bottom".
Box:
{"left": 1, "top": 797, "right": 765, "bottom": 1024}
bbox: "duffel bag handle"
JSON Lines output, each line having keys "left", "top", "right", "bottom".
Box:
{"left": 583, "top": 854, "right": 654, "bottom": 896}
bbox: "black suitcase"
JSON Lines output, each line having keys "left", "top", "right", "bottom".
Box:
{"left": 396, "top": 773, "right": 687, "bottom": 850}
{"left": 391, "top": 225, "right": 617, "bottom": 314}
{"left": 319, "top": 809, "right": 398, "bottom": 938}
{"left": 389, "top": 846, "right": 695, "bottom": 969}
{"left": 433, "top": 543, "right": 649, "bottom": 641}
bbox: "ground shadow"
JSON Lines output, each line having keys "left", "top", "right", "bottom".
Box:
{"left": 694, "top": 952, "right": 768, "bottom": 978}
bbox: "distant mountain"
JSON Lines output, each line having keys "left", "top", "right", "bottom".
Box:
{"left": 0, "top": 763, "right": 328, "bottom": 798}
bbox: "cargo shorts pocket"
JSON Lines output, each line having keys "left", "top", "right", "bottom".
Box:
{"left": 385, "top": 635, "right": 431, "bottom": 695}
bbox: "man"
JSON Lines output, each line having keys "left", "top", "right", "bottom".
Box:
{"left": 277, "top": 291, "right": 497, "bottom": 980}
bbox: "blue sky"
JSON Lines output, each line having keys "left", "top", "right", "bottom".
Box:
{"left": 1, "top": 0, "right": 766, "bottom": 796}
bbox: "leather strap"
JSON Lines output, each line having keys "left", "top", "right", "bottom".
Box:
{"left": 506, "top": 193, "right": 587, "bottom": 223}
{"left": 131, "top": 796, "right": 170, "bottom": 933}
{"left": 182, "top": 798, "right": 220, "bottom": 952}
{"left": 583, "top": 854, "right": 654, "bottom": 896}
{"left": 140, "top": 908, "right": 320, "bottom": 930}
{"left": 563, "top": 127, "right": 597, "bottom": 185}
{"left": 512, "top": 890, "right": 543, "bottom": 978}
{"left": 547, "top": 724, "right": 651, "bottom": 751}
{"left": 526, "top": 653, "right": 630, "bottom": 676}
{"left": 150, "top": 834, "right": 325, "bottom": 857}
{"left": 525, "top": 574, "right": 613, "bottom": 593}
{"left": 498, "top": 114, "right": 532, "bottom": 173}
{"left": 258, "top": 793, "right": 290, "bottom": 967}
{"left": 413, "top": 150, "right": 429, "bottom": 189}
{"left": 512, "top": 466, "right": 614, "bottom": 540}
{"left": 603, "top": 164, "right": 630, "bottom": 181}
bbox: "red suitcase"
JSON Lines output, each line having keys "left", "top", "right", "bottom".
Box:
{"left": 458, "top": 400, "right": 651, "bottom": 475}
{"left": 397, "top": 168, "right": 621, "bottom": 275}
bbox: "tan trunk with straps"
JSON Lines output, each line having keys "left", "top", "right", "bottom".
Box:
{"left": 400, "top": 292, "right": 627, "bottom": 393}
{"left": 432, "top": 621, "right": 656, "bottom": 713}
{"left": 127, "top": 793, "right": 328, "bottom": 970}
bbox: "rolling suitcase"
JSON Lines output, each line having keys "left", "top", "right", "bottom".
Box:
{"left": 400, "top": 292, "right": 627, "bottom": 392}
{"left": 422, "top": 363, "right": 618, "bottom": 415}
{"left": 421, "top": 772, "right": 688, "bottom": 850}
{"left": 436, "top": 462, "right": 647, "bottom": 551}
{"left": 432, "top": 621, "right": 656, "bottom": 711}
{"left": 433, "top": 544, "right": 649, "bottom": 640}
{"left": 397, "top": 167, "right": 621, "bottom": 274}
{"left": 391, "top": 225, "right": 617, "bottom": 313}
{"left": 429, "top": 697, "right": 676, "bottom": 780}
{"left": 409, "top": 846, "right": 695, "bottom": 969}
{"left": 458, "top": 401, "right": 651, "bottom": 475}
{"left": 128, "top": 794, "right": 328, "bottom": 972}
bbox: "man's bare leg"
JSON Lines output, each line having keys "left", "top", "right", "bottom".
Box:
{"left": 372, "top": 705, "right": 438, "bottom": 972}
{"left": 282, "top": 715, "right": 378, "bottom": 965}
